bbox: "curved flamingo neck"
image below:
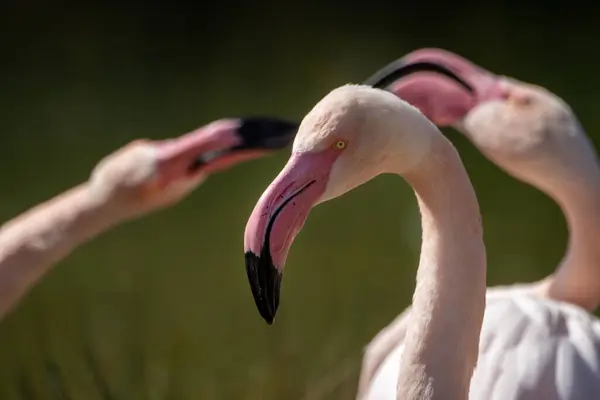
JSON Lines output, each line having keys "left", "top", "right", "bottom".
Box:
{"left": 397, "top": 137, "right": 486, "bottom": 400}
{"left": 538, "top": 174, "right": 600, "bottom": 311}
{"left": 0, "top": 182, "right": 125, "bottom": 319}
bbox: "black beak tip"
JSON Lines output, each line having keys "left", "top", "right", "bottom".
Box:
{"left": 245, "top": 251, "right": 282, "bottom": 325}
{"left": 364, "top": 59, "right": 475, "bottom": 94}
{"left": 237, "top": 117, "right": 299, "bottom": 150}
{"left": 363, "top": 59, "right": 408, "bottom": 89}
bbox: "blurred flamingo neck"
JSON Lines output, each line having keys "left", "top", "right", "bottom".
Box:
{"left": 398, "top": 137, "right": 486, "bottom": 400}
{"left": 0, "top": 183, "right": 124, "bottom": 318}
{"left": 542, "top": 177, "right": 600, "bottom": 311}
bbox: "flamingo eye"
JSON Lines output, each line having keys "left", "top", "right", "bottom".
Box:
{"left": 335, "top": 140, "right": 347, "bottom": 150}
{"left": 506, "top": 91, "right": 533, "bottom": 107}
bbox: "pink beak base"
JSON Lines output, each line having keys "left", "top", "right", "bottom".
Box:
{"left": 244, "top": 147, "right": 341, "bottom": 324}
{"left": 155, "top": 119, "right": 243, "bottom": 184}
{"left": 364, "top": 48, "right": 507, "bottom": 126}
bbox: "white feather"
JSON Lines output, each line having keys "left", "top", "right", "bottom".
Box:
{"left": 363, "top": 292, "right": 600, "bottom": 400}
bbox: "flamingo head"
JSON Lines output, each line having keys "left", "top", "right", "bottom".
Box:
{"left": 364, "top": 48, "right": 590, "bottom": 192}
{"left": 244, "top": 85, "right": 435, "bottom": 324}
{"left": 89, "top": 117, "right": 298, "bottom": 217}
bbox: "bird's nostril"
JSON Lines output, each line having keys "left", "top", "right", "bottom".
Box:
{"left": 188, "top": 158, "right": 206, "bottom": 173}
{"left": 188, "top": 150, "right": 228, "bottom": 173}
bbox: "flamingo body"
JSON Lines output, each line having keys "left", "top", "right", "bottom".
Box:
{"left": 0, "top": 117, "right": 297, "bottom": 320}
{"left": 358, "top": 48, "right": 600, "bottom": 399}
{"left": 364, "top": 292, "right": 600, "bottom": 399}
{"left": 244, "top": 85, "right": 487, "bottom": 399}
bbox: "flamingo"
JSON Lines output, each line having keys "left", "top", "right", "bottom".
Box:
{"left": 243, "top": 84, "right": 487, "bottom": 399}
{"left": 0, "top": 117, "right": 297, "bottom": 320}
{"left": 357, "top": 50, "right": 600, "bottom": 399}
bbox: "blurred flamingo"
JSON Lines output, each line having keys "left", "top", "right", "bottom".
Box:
{"left": 0, "top": 117, "right": 297, "bottom": 320}
{"left": 357, "top": 49, "right": 600, "bottom": 399}
{"left": 243, "top": 85, "right": 487, "bottom": 399}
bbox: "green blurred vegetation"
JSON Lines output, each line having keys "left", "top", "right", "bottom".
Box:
{"left": 0, "top": 1, "right": 599, "bottom": 398}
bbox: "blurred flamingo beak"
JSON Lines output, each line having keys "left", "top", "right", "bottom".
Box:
{"left": 244, "top": 148, "right": 341, "bottom": 324}
{"left": 364, "top": 48, "right": 507, "bottom": 126}
{"left": 154, "top": 117, "right": 298, "bottom": 184}
{"left": 192, "top": 117, "right": 299, "bottom": 171}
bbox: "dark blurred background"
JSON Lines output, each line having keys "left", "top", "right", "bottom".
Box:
{"left": 0, "top": 1, "right": 598, "bottom": 398}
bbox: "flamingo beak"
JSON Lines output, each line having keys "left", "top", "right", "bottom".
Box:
{"left": 364, "top": 48, "right": 506, "bottom": 126}
{"left": 244, "top": 148, "right": 340, "bottom": 324}
{"left": 154, "top": 117, "right": 298, "bottom": 184}
{"left": 192, "top": 117, "right": 300, "bottom": 172}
